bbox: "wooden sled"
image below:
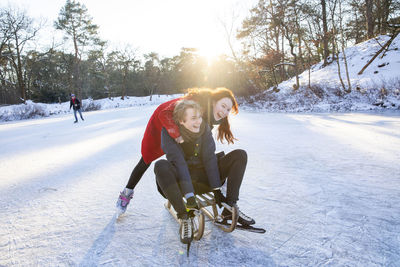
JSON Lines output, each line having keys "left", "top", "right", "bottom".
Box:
{"left": 164, "top": 191, "right": 238, "bottom": 241}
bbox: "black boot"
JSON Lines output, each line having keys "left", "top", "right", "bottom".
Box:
{"left": 222, "top": 204, "right": 255, "bottom": 226}
{"left": 178, "top": 213, "right": 193, "bottom": 244}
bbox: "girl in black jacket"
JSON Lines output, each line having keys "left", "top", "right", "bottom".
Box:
{"left": 154, "top": 100, "right": 254, "bottom": 244}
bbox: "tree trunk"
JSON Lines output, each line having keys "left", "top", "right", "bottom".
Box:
{"left": 14, "top": 35, "right": 26, "bottom": 103}
{"left": 339, "top": 0, "right": 351, "bottom": 93}
{"left": 358, "top": 31, "right": 400, "bottom": 75}
{"left": 298, "top": 34, "right": 304, "bottom": 72}
{"left": 72, "top": 33, "right": 81, "bottom": 98}
{"left": 308, "top": 54, "right": 311, "bottom": 89}
{"left": 295, "top": 4, "right": 304, "bottom": 73}
{"left": 287, "top": 38, "right": 299, "bottom": 90}
{"left": 342, "top": 46, "right": 351, "bottom": 93}
{"left": 376, "top": 0, "right": 382, "bottom": 34}
{"left": 281, "top": 30, "right": 285, "bottom": 79}
{"left": 334, "top": 40, "right": 346, "bottom": 92}
{"left": 353, "top": 11, "right": 362, "bottom": 43}
{"left": 122, "top": 65, "right": 127, "bottom": 100}
{"left": 381, "top": 0, "right": 391, "bottom": 34}
{"left": 366, "top": 0, "right": 374, "bottom": 38}
{"left": 321, "top": 0, "right": 329, "bottom": 66}
{"left": 73, "top": 59, "right": 81, "bottom": 98}
{"left": 330, "top": 1, "right": 338, "bottom": 61}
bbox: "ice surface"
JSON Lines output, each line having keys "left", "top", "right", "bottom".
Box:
{"left": 1, "top": 106, "right": 399, "bottom": 266}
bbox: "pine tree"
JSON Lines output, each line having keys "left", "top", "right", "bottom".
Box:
{"left": 54, "top": 0, "right": 102, "bottom": 99}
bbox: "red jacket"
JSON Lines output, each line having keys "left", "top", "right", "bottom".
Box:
{"left": 141, "top": 98, "right": 182, "bottom": 164}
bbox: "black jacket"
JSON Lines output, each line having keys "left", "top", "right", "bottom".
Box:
{"left": 70, "top": 98, "right": 81, "bottom": 110}
{"left": 160, "top": 125, "right": 221, "bottom": 195}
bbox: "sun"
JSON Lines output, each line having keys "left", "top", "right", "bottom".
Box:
{"left": 197, "top": 46, "right": 224, "bottom": 66}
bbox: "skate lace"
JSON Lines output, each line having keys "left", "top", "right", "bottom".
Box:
{"left": 119, "top": 192, "right": 133, "bottom": 206}
{"left": 237, "top": 207, "right": 253, "bottom": 221}
{"left": 181, "top": 219, "right": 192, "bottom": 239}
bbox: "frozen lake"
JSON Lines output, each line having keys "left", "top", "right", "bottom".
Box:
{"left": 1, "top": 106, "right": 399, "bottom": 266}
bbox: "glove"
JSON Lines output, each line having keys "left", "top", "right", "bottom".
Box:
{"left": 175, "top": 136, "right": 184, "bottom": 144}
{"left": 213, "top": 189, "right": 226, "bottom": 208}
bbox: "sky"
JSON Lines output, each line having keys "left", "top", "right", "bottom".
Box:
{"left": 1, "top": 0, "right": 258, "bottom": 59}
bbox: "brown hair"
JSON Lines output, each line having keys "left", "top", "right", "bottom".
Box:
{"left": 173, "top": 100, "right": 202, "bottom": 125}
{"left": 183, "top": 87, "right": 238, "bottom": 144}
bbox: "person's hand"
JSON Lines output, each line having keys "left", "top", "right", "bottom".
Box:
{"left": 186, "top": 196, "right": 199, "bottom": 210}
{"left": 213, "top": 189, "right": 226, "bottom": 208}
{"left": 175, "top": 136, "right": 184, "bottom": 144}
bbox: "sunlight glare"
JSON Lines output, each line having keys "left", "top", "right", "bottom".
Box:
{"left": 198, "top": 47, "right": 220, "bottom": 65}
{"left": 0, "top": 128, "right": 136, "bottom": 189}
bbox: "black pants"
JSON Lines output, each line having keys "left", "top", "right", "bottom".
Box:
{"left": 126, "top": 157, "right": 150, "bottom": 189}
{"left": 154, "top": 149, "right": 247, "bottom": 218}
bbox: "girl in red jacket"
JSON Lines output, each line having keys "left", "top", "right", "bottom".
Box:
{"left": 116, "top": 87, "right": 239, "bottom": 214}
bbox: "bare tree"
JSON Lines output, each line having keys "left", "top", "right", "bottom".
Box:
{"left": 218, "top": 7, "right": 241, "bottom": 63}
{"left": 0, "top": 8, "right": 12, "bottom": 57}
{"left": 143, "top": 52, "right": 161, "bottom": 100}
{"left": 279, "top": 0, "right": 302, "bottom": 89}
{"left": 218, "top": 3, "right": 260, "bottom": 92}
{"left": 2, "top": 7, "right": 40, "bottom": 103}
{"left": 117, "top": 46, "right": 137, "bottom": 100}
{"left": 0, "top": 8, "right": 13, "bottom": 99}
{"left": 375, "top": 0, "right": 399, "bottom": 35}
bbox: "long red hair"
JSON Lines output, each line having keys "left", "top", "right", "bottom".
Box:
{"left": 184, "top": 87, "right": 238, "bottom": 144}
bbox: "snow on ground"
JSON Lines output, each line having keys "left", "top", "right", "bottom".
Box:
{"left": 1, "top": 106, "right": 400, "bottom": 266}
{"left": 282, "top": 35, "right": 400, "bottom": 91}
{"left": 0, "top": 94, "right": 180, "bottom": 122}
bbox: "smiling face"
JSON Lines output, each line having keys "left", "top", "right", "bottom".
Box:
{"left": 213, "top": 97, "right": 233, "bottom": 121}
{"left": 180, "top": 108, "right": 203, "bottom": 133}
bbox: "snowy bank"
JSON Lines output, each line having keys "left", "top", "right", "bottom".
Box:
{"left": 0, "top": 94, "right": 181, "bottom": 122}
{"left": 244, "top": 35, "right": 400, "bottom": 112}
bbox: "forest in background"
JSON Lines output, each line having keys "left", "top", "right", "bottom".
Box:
{"left": 1, "top": 0, "right": 399, "bottom": 105}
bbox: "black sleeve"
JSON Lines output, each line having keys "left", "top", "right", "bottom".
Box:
{"left": 201, "top": 125, "right": 222, "bottom": 189}
{"left": 161, "top": 128, "right": 195, "bottom": 195}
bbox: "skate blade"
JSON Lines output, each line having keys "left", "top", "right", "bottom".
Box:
{"left": 115, "top": 207, "right": 125, "bottom": 218}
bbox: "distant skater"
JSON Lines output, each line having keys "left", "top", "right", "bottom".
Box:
{"left": 69, "top": 94, "right": 84, "bottom": 123}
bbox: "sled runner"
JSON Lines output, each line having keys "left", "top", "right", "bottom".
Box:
{"left": 165, "top": 191, "right": 265, "bottom": 256}
{"left": 165, "top": 191, "right": 239, "bottom": 240}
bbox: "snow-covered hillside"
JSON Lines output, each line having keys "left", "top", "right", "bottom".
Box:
{"left": 245, "top": 35, "right": 400, "bottom": 112}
